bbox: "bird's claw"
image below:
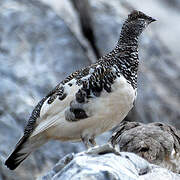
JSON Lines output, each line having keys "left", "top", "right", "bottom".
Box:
{"left": 85, "top": 143, "right": 121, "bottom": 156}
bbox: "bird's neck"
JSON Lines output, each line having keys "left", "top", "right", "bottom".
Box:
{"left": 110, "top": 30, "right": 140, "bottom": 89}
{"left": 118, "top": 19, "right": 141, "bottom": 48}
{"left": 112, "top": 32, "right": 139, "bottom": 72}
{"left": 117, "top": 29, "right": 139, "bottom": 57}
{"left": 114, "top": 36, "right": 139, "bottom": 66}
{"left": 116, "top": 21, "right": 140, "bottom": 55}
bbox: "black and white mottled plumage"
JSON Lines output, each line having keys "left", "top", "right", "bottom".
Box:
{"left": 5, "top": 11, "right": 156, "bottom": 170}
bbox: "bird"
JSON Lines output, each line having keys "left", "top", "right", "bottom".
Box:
{"left": 5, "top": 10, "right": 156, "bottom": 170}
{"left": 110, "top": 121, "right": 180, "bottom": 173}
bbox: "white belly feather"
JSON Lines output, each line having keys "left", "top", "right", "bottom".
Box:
{"left": 31, "top": 75, "right": 136, "bottom": 141}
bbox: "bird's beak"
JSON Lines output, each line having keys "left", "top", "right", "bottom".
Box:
{"left": 149, "top": 17, "right": 157, "bottom": 23}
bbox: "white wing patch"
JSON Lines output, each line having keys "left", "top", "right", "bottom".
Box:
{"left": 30, "top": 112, "right": 64, "bottom": 137}
{"left": 40, "top": 79, "right": 77, "bottom": 118}
{"left": 31, "top": 79, "right": 81, "bottom": 137}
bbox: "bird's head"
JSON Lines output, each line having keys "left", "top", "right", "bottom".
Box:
{"left": 128, "top": 10, "right": 156, "bottom": 29}
{"left": 120, "top": 10, "right": 156, "bottom": 42}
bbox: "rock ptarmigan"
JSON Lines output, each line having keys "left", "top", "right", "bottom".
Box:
{"left": 5, "top": 10, "right": 156, "bottom": 170}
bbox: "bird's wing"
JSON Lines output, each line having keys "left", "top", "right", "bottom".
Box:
{"left": 29, "top": 79, "right": 81, "bottom": 137}
{"left": 27, "top": 63, "right": 118, "bottom": 137}
{"left": 22, "top": 67, "right": 88, "bottom": 138}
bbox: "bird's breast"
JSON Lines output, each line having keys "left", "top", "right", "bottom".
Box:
{"left": 86, "top": 74, "right": 136, "bottom": 133}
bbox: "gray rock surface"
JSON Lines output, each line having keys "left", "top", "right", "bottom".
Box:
{"left": 0, "top": 0, "right": 180, "bottom": 179}
{"left": 40, "top": 146, "right": 180, "bottom": 180}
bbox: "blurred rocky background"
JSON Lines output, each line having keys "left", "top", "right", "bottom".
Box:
{"left": 0, "top": 0, "right": 180, "bottom": 179}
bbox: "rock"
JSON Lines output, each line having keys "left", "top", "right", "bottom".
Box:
{"left": 110, "top": 122, "right": 180, "bottom": 173}
{"left": 161, "top": 0, "right": 180, "bottom": 10}
{"left": 41, "top": 0, "right": 97, "bottom": 63}
{"left": 40, "top": 145, "right": 180, "bottom": 180}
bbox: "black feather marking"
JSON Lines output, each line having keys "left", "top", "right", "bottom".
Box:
{"left": 76, "top": 89, "right": 86, "bottom": 103}
{"left": 24, "top": 97, "right": 47, "bottom": 137}
{"left": 59, "top": 92, "right": 67, "bottom": 101}
{"left": 5, "top": 136, "right": 29, "bottom": 170}
{"left": 72, "top": 108, "right": 88, "bottom": 119}
{"left": 47, "top": 86, "right": 65, "bottom": 104}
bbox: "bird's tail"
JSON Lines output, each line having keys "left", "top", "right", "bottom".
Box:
{"left": 5, "top": 134, "right": 47, "bottom": 170}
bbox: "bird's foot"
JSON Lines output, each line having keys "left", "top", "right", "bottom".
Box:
{"left": 81, "top": 135, "right": 96, "bottom": 149}
{"left": 85, "top": 143, "right": 121, "bottom": 156}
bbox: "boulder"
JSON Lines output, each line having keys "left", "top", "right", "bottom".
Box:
{"left": 40, "top": 145, "right": 180, "bottom": 180}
